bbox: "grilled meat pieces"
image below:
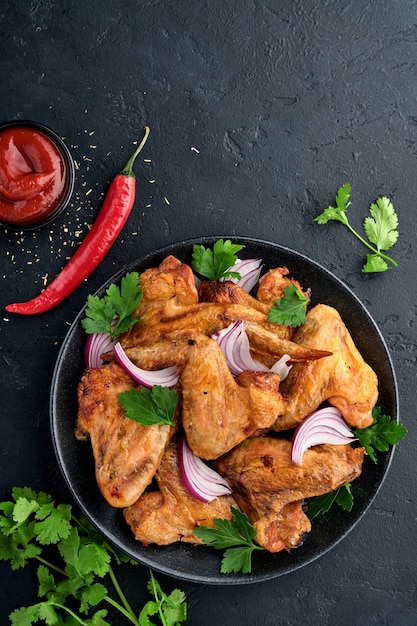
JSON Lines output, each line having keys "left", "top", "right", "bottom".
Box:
{"left": 256, "top": 266, "right": 310, "bottom": 309}
{"left": 76, "top": 253, "right": 377, "bottom": 556}
{"left": 124, "top": 442, "right": 237, "bottom": 546}
{"left": 215, "top": 436, "right": 365, "bottom": 552}
{"left": 123, "top": 255, "right": 199, "bottom": 342}
{"left": 76, "top": 362, "right": 175, "bottom": 508}
{"left": 121, "top": 330, "right": 285, "bottom": 459}
{"left": 275, "top": 304, "right": 378, "bottom": 431}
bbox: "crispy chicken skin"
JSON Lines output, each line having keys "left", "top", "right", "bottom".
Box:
{"left": 76, "top": 362, "right": 175, "bottom": 508}
{"left": 200, "top": 279, "right": 271, "bottom": 314}
{"left": 256, "top": 266, "right": 310, "bottom": 308}
{"left": 123, "top": 300, "right": 284, "bottom": 347}
{"left": 181, "top": 339, "right": 284, "bottom": 459}
{"left": 275, "top": 304, "right": 378, "bottom": 431}
{"left": 123, "top": 257, "right": 301, "bottom": 347}
{"left": 124, "top": 442, "right": 237, "bottom": 546}
{"left": 123, "top": 255, "right": 199, "bottom": 343}
{"left": 244, "top": 321, "right": 332, "bottom": 365}
{"left": 119, "top": 330, "right": 285, "bottom": 459}
{"left": 139, "top": 255, "right": 199, "bottom": 306}
{"left": 215, "top": 436, "right": 364, "bottom": 552}
{"left": 199, "top": 279, "right": 292, "bottom": 340}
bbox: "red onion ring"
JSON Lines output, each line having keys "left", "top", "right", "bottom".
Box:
{"left": 113, "top": 342, "right": 179, "bottom": 388}
{"left": 213, "top": 320, "right": 292, "bottom": 379}
{"left": 178, "top": 437, "right": 232, "bottom": 502}
{"left": 291, "top": 406, "right": 356, "bottom": 465}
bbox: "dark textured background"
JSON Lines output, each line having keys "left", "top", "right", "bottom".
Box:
{"left": 0, "top": 1, "right": 415, "bottom": 624}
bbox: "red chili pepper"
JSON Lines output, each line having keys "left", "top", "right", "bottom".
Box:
{"left": 5, "top": 126, "right": 150, "bottom": 315}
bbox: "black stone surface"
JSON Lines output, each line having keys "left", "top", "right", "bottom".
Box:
{"left": 0, "top": 1, "right": 415, "bottom": 624}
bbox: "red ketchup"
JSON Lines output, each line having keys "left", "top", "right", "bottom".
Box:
{"left": 0, "top": 123, "right": 72, "bottom": 227}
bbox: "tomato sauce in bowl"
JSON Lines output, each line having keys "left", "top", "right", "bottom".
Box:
{"left": 0, "top": 120, "right": 75, "bottom": 229}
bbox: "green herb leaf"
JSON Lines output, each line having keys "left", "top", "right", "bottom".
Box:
{"left": 1, "top": 488, "right": 187, "bottom": 626}
{"left": 307, "top": 484, "right": 353, "bottom": 520}
{"left": 314, "top": 183, "right": 351, "bottom": 226}
{"left": 362, "top": 254, "right": 389, "bottom": 273}
{"left": 81, "top": 271, "right": 142, "bottom": 339}
{"left": 140, "top": 570, "right": 187, "bottom": 625}
{"left": 267, "top": 284, "right": 308, "bottom": 327}
{"left": 118, "top": 385, "right": 179, "bottom": 426}
{"left": 354, "top": 406, "right": 407, "bottom": 463}
{"left": 192, "top": 239, "right": 244, "bottom": 280}
{"left": 363, "top": 196, "right": 399, "bottom": 252}
{"left": 193, "top": 507, "right": 263, "bottom": 574}
{"left": 314, "top": 184, "right": 399, "bottom": 273}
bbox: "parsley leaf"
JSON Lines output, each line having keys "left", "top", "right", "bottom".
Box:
{"left": 193, "top": 507, "right": 263, "bottom": 574}
{"left": 267, "top": 284, "right": 308, "bottom": 327}
{"left": 1, "top": 488, "right": 187, "bottom": 626}
{"left": 307, "top": 484, "right": 353, "bottom": 520}
{"left": 81, "top": 271, "right": 142, "bottom": 339}
{"left": 314, "top": 184, "right": 399, "bottom": 273}
{"left": 118, "top": 385, "right": 179, "bottom": 426}
{"left": 353, "top": 406, "right": 407, "bottom": 463}
{"left": 191, "top": 239, "right": 244, "bottom": 280}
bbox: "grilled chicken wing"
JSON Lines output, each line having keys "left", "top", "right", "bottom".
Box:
{"left": 76, "top": 362, "right": 175, "bottom": 507}
{"left": 244, "top": 321, "right": 332, "bottom": 365}
{"left": 200, "top": 279, "right": 271, "bottom": 314}
{"left": 199, "top": 279, "right": 292, "bottom": 339}
{"left": 275, "top": 304, "right": 378, "bottom": 431}
{"left": 120, "top": 330, "right": 285, "bottom": 459}
{"left": 256, "top": 266, "right": 310, "bottom": 308}
{"left": 215, "top": 436, "right": 364, "bottom": 552}
{"left": 124, "top": 442, "right": 237, "bottom": 545}
{"left": 123, "top": 255, "right": 199, "bottom": 341}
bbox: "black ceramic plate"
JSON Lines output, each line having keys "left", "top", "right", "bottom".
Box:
{"left": 50, "top": 237, "right": 398, "bottom": 585}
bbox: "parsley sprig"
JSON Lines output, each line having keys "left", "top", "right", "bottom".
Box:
{"left": 353, "top": 406, "right": 407, "bottom": 463}
{"left": 307, "top": 484, "right": 353, "bottom": 520}
{"left": 118, "top": 385, "right": 179, "bottom": 426}
{"left": 314, "top": 184, "right": 399, "bottom": 273}
{"left": 82, "top": 271, "right": 142, "bottom": 340}
{"left": 267, "top": 284, "right": 308, "bottom": 327}
{"left": 0, "top": 487, "right": 187, "bottom": 625}
{"left": 191, "top": 239, "right": 244, "bottom": 281}
{"left": 193, "top": 507, "right": 263, "bottom": 574}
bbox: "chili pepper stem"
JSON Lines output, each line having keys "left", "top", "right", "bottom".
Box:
{"left": 120, "top": 126, "right": 150, "bottom": 178}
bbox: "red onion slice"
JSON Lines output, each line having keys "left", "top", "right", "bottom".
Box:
{"left": 221, "top": 258, "right": 263, "bottom": 292}
{"left": 178, "top": 437, "right": 232, "bottom": 502}
{"left": 113, "top": 342, "right": 179, "bottom": 388}
{"left": 213, "top": 320, "right": 292, "bottom": 380}
{"left": 291, "top": 406, "right": 356, "bottom": 465}
{"left": 85, "top": 332, "right": 118, "bottom": 368}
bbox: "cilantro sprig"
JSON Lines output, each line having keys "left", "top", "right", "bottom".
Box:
{"left": 140, "top": 570, "right": 187, "bottom": 625}
{"left": 267, "top": 284, "right": 308, "bottom": 327}
{"left": 193, "top": 507, "right": 263, "bottom": 574}
{"left": 0, "top": 487, "right": 187, "bottom": 625}
{"left": 314, "top": 184, "right": 399, "bottom": 273}
{"left": 191, "top": 239, "right": 244, "bottom": 281}
{"left": 82, "top": 271, "right": 142, "bottom": 340}
{"left": 118, "top": 385, "right": 179, "bottom": 426}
